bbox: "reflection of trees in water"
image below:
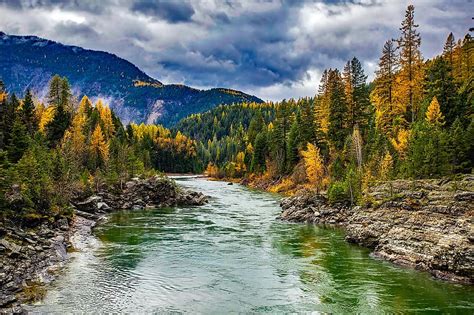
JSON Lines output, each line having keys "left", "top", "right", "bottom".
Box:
{"left": 96, "top": 207, "right": 177, "bottom": 270}
{"left": 270, "top": 223, "right": 473, "bottom": 313}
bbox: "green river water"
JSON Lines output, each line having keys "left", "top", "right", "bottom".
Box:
{"left": 29, "top": 177, "right": 473, "bottom": 313}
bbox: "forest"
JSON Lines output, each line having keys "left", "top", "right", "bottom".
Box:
{"left": 0, "top": 5, "right": 472, "bottom": 227}
{"left": 176, "top": 5, "right": 473, "bottom": 201}
{"left": 0, "top": 75, "right": 198, "bottom": 226}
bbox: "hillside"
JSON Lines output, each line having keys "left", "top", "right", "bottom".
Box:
{"left": 0, "top": 32, "right": 263, "bottom": 126}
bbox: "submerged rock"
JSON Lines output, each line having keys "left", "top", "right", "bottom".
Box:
{"left": 279, "top": 175, "right": 474, "bottom": 284}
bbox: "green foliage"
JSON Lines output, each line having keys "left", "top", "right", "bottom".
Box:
{"left": 327, "top": 181, "right": 349, "bottom": 204}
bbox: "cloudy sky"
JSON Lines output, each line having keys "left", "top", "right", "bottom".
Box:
{"left": 0, "top": 0, "right": 472, "bottom": 101}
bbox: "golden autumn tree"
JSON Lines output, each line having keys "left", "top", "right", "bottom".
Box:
{"left": 96, "top": 100, "right": 115, "bottom": 139}
{"left": 371, "top": 40, "right": 398, "bottom": 134}
{"left": 78, "top": 95, "right": 92, "bottom": 115}
{"left": 62, "top": 113, "right": 87, "bottom": 165}
{"left": 234, "top": 151, "right": 246, "bottom": 175}
{"left": 314, "top": 69, "right": 330, "bottom": 136}
{"left": 426, "top": 96, "right": 445, "bottom": 126}
{"left": 394, "top": 5, "right": 424, "bottom": 124}
{"left": 390, "top": 129, "right": 410, "bottom": 159}
{"left": 90, "top": 124, "right": 109, "bottom": 168}
{"left": 379, "top": 151, "right": 394, "bottom": 181}
{"left": 301, "top": 143, "right": 327, "bottom": 193}
{"left": 36, "top": 103, "right": 55, "bottom": 133}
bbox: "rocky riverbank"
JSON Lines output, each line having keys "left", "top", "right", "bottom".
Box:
{"left": 280, "top": 175, "right": 474, "bottom": 284}
{"left": 0, "top": 175, "right": 208, "bottom": 313}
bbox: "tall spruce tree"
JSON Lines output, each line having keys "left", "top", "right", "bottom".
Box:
{"left": 327, "top": 69, "right": 348, "bottom": 151}
{"left": 21, "top": 89, "right": 38, "bottom": 135}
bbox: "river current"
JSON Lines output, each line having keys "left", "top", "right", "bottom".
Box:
{"left": 29, "top": 177, "right": 474, "bottom": 313}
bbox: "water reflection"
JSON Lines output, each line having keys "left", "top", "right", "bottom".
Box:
{"left": 29, "top": 178, "right": 474, "bottom": 314}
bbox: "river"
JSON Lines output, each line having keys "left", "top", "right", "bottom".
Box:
{"left": 29, "top": 177, "right": 473, "bottom": 313}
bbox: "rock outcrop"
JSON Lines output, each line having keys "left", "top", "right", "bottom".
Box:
{"left": 0, "top": 175, "right": 208, "bottom": 312}
{"left": 280, "top": 175, "right": 474, "bottom": 284}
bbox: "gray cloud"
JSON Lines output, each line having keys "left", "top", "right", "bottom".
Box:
{"left": 131, "top": 0, "right": 195, "bottom": 23}
{"left": 0, "top": 0, "right": 472, "bottom": 101}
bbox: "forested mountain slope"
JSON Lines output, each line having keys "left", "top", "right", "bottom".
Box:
{"left": 0, "top": 32, "right": 262, "bottom": 126}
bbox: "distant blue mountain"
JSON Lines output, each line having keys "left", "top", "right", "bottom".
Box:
{"left": 0, "top": 32, "right": 263, "bottom": 126}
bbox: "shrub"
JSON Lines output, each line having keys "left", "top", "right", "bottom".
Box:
{"left": 327, "top": 181, "right": 349, "bottom": 204}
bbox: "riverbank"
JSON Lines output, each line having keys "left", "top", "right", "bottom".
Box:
{"left": 0, "top": 175, "right": 208, "bottom": 313}
{"left": 279, "top": 175, "right": 474, "bottom": 284}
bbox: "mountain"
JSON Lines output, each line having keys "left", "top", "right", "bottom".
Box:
{"left": 0, "top": 32, "right": 263, "bottom": 126}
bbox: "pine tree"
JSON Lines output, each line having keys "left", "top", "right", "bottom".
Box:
{"left": 247, "top": 110, "right": 264, "bottom": 144}
{"left": 21, "top": 89, "right": 38, "bottom": 135}
{"left": 0, "top": 81, "right": 8, "bottom": 149}
{"left": 343, "top": 57, "right": 370, "bottom": 131}
{"left": 272, "top": 101, "right": 290, "bottom": 174}
{"left": 287, "top": 113, "right": 301, "bottom": 169}
{"left": 443, "top": 32, "right": 456, "bottom": 67}
{"left": 0, "top": 94, "right": 19, "bottom": 150}
{"left": 425, "top": 57, "right": 459, "bottom": 125}
{"left": 45, "top": 76, "right": 72, "bottom": 147}
{"left": 47, "top": 75, "right": 63, "bottom": 107}
{"left": 395, "top": 5, "right": 424, "bottom": 124}
{"left": 251, "top": 131, "right": 267, "bottom": 173}
{"left": 327, "top": 69, "right": 348, "bottom": 151}
{"left": 371, "top": 40, "right": 398, "bottom": 134}
{"left": 46, "top": 101, "right": 71, "bottom": 147}
{"left": 7, "top": 117, "right": 30, "bottom": 163}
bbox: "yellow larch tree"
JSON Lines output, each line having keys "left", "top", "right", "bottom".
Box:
{"left": 36, "top": 103, "right": 55, "bottom": 133}
{"left": 78, "top": 95, "right": 92, "bottom": 115}
{"left": 371, "top": 40, "right": 398, "bottom": 135}
{"left": 379, "top": 151, "right": 394, "bottom": 181}
{"left": 301, "top": 143, "right": 327, "bottom": 193}
{"left": 425, "top": 96, "right": 445, "bottom": 126}
{"left": 390, "top": 129, "right": 410, "bottom": 159}
{"left": 90, "top": 124, "right": 109, "bottom": 166}
{"left": 393, "top": 5, "right": 424, "bottom": 124}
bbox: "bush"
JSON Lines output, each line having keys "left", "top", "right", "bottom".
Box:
{"left": 327, "top": 181, "right": 349, "bottom": 204}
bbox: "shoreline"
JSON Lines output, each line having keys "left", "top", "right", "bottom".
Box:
{"left": 278, "top": 175, "right": 474, "bottom": 284}
{"left": 0, "top": 175, "right": 208, "bottom": 313}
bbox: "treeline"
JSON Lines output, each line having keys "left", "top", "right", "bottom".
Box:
{"left": 177, "top": 5, "right": 474, "bottom": 201}
{"left": 0, "top": 75, "right": 198, "bottom": 226}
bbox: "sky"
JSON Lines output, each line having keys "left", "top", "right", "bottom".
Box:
{"left": 0, "top": 0, "right": 472, "bottom": 101}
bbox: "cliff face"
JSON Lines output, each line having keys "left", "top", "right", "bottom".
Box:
{"left": 280, "top": 175, "right": 474, "bottom": 284}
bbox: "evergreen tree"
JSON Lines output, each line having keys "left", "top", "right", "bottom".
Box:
{"left": 443, "top": 32, "right": 456, "bottom": 67}
{"left": 7, "top": 117, "right": 30, "bottom": 163}
{"left": 247, "top": 110, "right": 264, "bottom": 144}
{"left": 46, "top": 102, "right": 72, "bottom": 147}
{"left": 287, "top": 112, "right": 301, "bottom": 169}
{"left": 45, "top": 77, "right": 72, "bottom": 147}
{"left": 48, "top": 75, "right": 63, "bottom": 107}
{"left": 0, "top": 94, "right": 20, "bottom": 150}
{"left": 327, "top": 69, "right": 348, "bottom": 151}
{"left": 251, "top": 131, "right": 267, "bottom": 173}
{"left": 272, "top": 101, "right": 290, "bottom": 173}
{"left": 343, "top": 57, "right": 370, "bottom": 131}
{"left": 425, "top": 57, "right": 460, "bottom": 125}
{"left": 21, "top": 89, "right": 38, "bottom": 135}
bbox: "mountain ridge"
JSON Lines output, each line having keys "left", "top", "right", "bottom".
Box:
{"left": 0, "top": 32, "right": 263, "bottom": 126}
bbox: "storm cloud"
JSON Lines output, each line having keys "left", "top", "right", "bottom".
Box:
{"left": 0, "top": 0, "right": 472, "bottom": 100}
